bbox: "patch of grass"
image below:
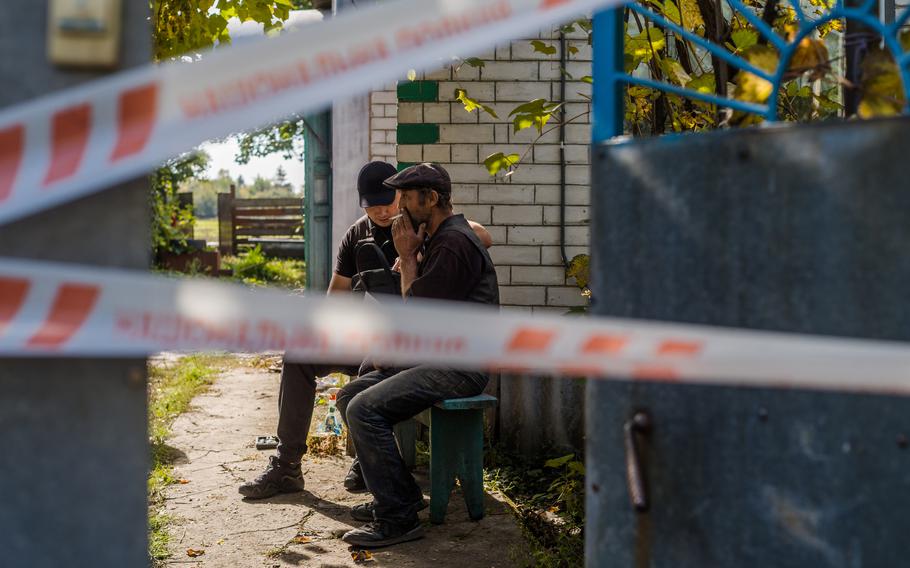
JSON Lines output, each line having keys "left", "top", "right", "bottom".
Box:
{"left": 223, "top": 245, "right": 306, "bottom": 289}
{"left": 485, "top": 451, "right": 585, "bottom": 568}
{"left": 147, "top": 354, "right": 229, "bottom": 566}
{"left": 148, "top": 512, "right": 173, "bottom": 562}
{"left": 194, "top": 217, "right": 218, "bottom": 243}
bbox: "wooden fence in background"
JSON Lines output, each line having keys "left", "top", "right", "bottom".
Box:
{"left": 217, "top": 186, "right": 305, "bottom": 259}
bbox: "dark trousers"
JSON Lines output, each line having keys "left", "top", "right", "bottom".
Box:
{"left": 336, "top": 366, "right": 488, "bottom": 525}
{"left": 276, "top": 359, "right": 359, "bottom": 464}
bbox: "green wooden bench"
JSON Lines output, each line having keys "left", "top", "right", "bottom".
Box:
{"left": 393, "top": 394, "right": 498, "bottom": 524}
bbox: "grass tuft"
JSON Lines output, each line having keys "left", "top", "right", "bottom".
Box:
{"left": 484, "top": 451, "right": 585, "bottom": 567}
{"left": 147, "top": 354, "right": 228, "bottom": 566}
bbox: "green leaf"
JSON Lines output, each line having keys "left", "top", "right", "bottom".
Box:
{"left": 625, "top": 28, "right": 665, "bottom": 61}
{"left": 566, "top": 254, "right": 590, "bottom": 288}
{"left": 730, "top": 28, "right": 758, "bottom": 52}
{"left": 685, "top": 73, "right": 715, "bottom": 95}
{"left": 733, "top": 45, "right": 779, "bottom": 104}
{"left": 544, "top": 454, "right": 575, "bottom": 468}
{"left": 785, "top": 81, "right": 799, "bottom": 97}
{"left": 568, "top": 461, "right": 586, "bottom": 475}
{"left": 660, "top": 58, "right": 691, "bottom": 86}
{"left": 580, "top": 75, "right": 593, "bottom": 84}
{"left": 454, "top": 88, "right": 499, "bottom": 118}
{"left": 483, "top": 152, "right": 520, "bottom": 176}
{"left": 508, "top": 98, "right": 562, "bottom": 116}
{"left": 858, "top": 47, "right": 904, "bottom": 117}
{"left": 567, "top": 45, "right": 579, "bottom": 55}
{"left": 813, "top": 92, "right": 842, "bottom": 112}
{"left": 463, "top": 57, "right": 485, "bottom": 68}
{"left": 663, "top": 0, "right": 704, "bottom": 31}
{"left": 508, "top": 98, "right": 562, "bottom": 134}
{"left": 530, "top": 40, "right": 557, "bottom": 55}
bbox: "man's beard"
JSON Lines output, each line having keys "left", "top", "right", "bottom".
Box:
{"left": 403, "top": 208, "right": 424, "bottom": 233}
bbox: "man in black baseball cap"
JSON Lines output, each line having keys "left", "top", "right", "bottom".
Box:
{"left": 239, "top": 161, "right": 401, "bottom": 499}
{"left": 357, "top": 160, "right": 399, "bottom": 208}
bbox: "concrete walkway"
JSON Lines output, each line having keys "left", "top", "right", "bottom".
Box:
{"left": 160, "top": 361, "right": 526, "bottom": 567}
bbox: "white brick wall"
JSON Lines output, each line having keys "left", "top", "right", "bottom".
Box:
{"left": 397, "top": 29, "right": 592, "bottom": 310}
{"left": 370, "top": 86, "right": 397, "bottom": 164}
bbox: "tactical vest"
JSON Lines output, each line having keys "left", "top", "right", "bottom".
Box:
{"left": 435, "top": 216, "right": 500, "bottom": 306}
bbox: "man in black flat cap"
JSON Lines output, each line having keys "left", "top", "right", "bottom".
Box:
{"left": 240, "top": 161, "right": 492, "bottom": 500}
{"left": 337, "top": 163, "right": 499, "bottom": 548}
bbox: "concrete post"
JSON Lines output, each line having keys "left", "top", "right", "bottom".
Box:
{"left": 0, "top": 2, "right": 151, "bottom": 566}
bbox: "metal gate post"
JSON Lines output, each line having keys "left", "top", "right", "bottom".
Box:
{"left": 586, "top": 8, "right": 625, "bottom": 566}
{"left": 0, "top": 2, "right": 151, "bottom": 566}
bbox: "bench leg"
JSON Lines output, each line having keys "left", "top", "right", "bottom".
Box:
{"left": 393, "top": 419, "right": 417, "bottom": 469}
{"left": 429, "top": 408, "right": 458, "bottom": 525}
{"left": 456, "top": 409, "right": 485, "bottom": 521}
{"left": 428, "top": 408, "right": 486, "bottom": 524}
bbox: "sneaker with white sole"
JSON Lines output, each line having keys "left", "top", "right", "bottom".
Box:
{"left": 341, "top": 519, "right": 424, "bottom": 548}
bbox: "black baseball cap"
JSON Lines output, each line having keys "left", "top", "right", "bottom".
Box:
{"left": 357, "top": 161, "right": 398, "bottom": 207}
{"left": 383, "top": 162, "right": 451, "bottom": 196}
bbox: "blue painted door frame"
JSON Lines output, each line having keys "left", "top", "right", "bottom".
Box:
{"left": 304, "top": 111, "right": 333, "bottom": 291}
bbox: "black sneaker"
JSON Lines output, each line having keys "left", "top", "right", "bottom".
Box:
{"left": 341, "top": 519, "right": 424, "bottom": 548}
{"left": 350, "top": 500, "right": 428, "bottom": 522}
{"left": 344, "top": 458, "right": 367, "bottom": 493}
{"left": 238, "top": 456, "right": 305, "bottom": 499}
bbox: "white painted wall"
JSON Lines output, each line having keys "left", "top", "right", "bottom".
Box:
{"left": 331, "top": 95, "right": 371, "bottom": 258}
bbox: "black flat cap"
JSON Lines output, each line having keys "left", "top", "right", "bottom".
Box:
{"left": 358, "top": 161, "right": 398, "bottom": 207}
{"left": 383, "top": 162, "right": 451, "bottom": 196}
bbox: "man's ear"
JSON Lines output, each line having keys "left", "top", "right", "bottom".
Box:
{"left": 429, "top": 190, "right": 440, "bottom": 208}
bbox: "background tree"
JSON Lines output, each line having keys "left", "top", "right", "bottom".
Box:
{"left": 450, "top": 0, "right": 902, "bottom": 178}
{"left": 150, "top": 0, "right": 311, "bottom": 258}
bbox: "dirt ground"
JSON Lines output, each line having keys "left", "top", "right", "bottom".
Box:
{"left": 161, "top": 361, "right": 527, "bottom": 567}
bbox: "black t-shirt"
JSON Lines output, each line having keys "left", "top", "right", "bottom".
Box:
{"left": 334, "top": 215, "right": 394, "bottom": 278}
{"left": 409, "top": 215, "right": 493, "bottom": 303}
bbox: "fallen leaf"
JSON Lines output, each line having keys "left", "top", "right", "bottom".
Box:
{"left": 216, "top": 539, "right": 225, "bottom": 545}
{"left": 292, "top": 535, "right": 312, "bottom": 544}
{"left": 186, "top": 548, "right": 205, "bottom": 558}
{"left": 178, "top": 478, "right": 190, "bottom": 484}
{"left": 351, "top": 550, "right": 375, "bottom": 563}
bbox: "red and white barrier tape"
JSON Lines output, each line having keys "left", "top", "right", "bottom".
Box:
{"left": 2, "top": 0, "right": 906, "bottom": 394}
{"left": 0, "top": 0, "right": 612, "bottom": 226}
{"left": 3, "top": 257, "right": 910, "bottom": 394}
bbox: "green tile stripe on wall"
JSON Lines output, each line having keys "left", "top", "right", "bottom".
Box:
{"left": 397, "top": 162, "right": 417, "bottom": 171}
{"left": 397, "top": 80, "right": 438, "bottom": 102}
{"left": 397, "top": 124, "right": 439, "bottom": 145}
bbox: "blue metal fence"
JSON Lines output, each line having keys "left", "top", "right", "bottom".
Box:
{"left": 593, "top": 0, "right": 910, "bottom": 138}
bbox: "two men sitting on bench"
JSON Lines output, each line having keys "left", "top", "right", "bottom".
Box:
{"left": 239, "top": 161, "right": 496, "bottom": 537}
{"left": 337, "top": 163, "right": 500, "bottom": 548}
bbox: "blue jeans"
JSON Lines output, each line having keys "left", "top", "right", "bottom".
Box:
{"left": 337, "top": 366, "right": 488, "bottom": 526}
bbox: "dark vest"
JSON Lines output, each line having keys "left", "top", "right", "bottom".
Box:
{"left": 436, "top": 217, "right": 500, "bottom": 306}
